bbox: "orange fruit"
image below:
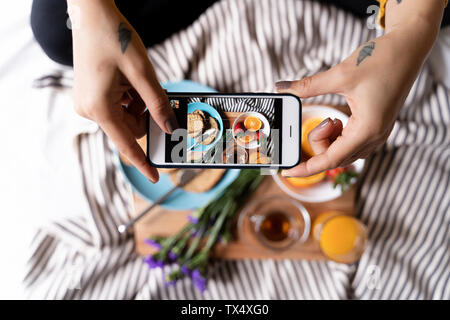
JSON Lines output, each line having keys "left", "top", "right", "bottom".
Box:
{"left": 285, "top": 171, "right": 326, "bottom": 188}
{"left": 302, "top": 118, "right": 324, "bottom": 157}
{"left": 244, "top": 116, "right": 262, "bottom": 131}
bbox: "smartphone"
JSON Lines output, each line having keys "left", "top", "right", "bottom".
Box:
{"left": 147, "top": 92, "right": 301, "bottom": 169}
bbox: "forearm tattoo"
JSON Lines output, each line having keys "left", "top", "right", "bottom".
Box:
{"left": 118, "top": 22, "right": 132, "bottom": 53}
{"left": 356, "top": 41, "right": 375, "bottom": 66}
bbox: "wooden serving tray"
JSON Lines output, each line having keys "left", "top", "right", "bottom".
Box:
{"left": 134, "top": 177, "right": 355, "bottom": 260}
{"left": 134, "top": 104, "right": 354, "bottom": 260}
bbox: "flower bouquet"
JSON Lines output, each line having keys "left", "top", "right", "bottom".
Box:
{"left": 144, "top": 169, "right": 264, "bottom": 292}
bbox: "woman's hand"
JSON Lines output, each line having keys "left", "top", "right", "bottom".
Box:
{"left": 69, "top": 0, "right": 177, "bottom": 182}
{"left": 276, "top": 2, "right": 444, "bottom": 177}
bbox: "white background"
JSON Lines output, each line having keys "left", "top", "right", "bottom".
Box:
{"left": 0, "top": 1, "right": 93, "bottom": 299}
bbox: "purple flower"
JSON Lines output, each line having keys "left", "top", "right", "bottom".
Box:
{"left": 191, "top": 269, "right": 202, "bottom": 280}
{"left": 192, "top": 229, "right": 198, "bottom": 237}
{"left": 187, "top": 215, "right": 199, "bottom": 224}
{"left": 144, "top": 255, "right": 164, "bottom": 269}
{"left": 144, "top": 255, "right": 157, "bottom": 268}
{"left": 144, "top": 238, "right": 162, "bottom": 250}
{"left": 191, "top": 271, "right": 207, "bottom": 293}
{"left": 181, "top": 265, "right": 190, "bottom": 275}
{"left": 194, "top": 279, "right": 206, "bottom": 293}
{"left": 156, "top": 260, "right": 165, "bottom": 268}
{"left": 165, "top": 280, "right": 177, "bottom": 287}
{"left": 168, "top": 251, "right": 178, "bottom": 261}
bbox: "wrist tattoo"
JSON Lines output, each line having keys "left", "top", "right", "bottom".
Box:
{"left": 118, "top": 22, "right": 132, "bottom": 53}
{"left": 397, "top": 0, "right": 402, "bottom": 3}
{"left": 356, "top": 41, "right": 375, "bottom": 66}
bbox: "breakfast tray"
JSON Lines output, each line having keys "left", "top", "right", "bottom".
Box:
{"left": 134, "top": 176, "right": 355, "bottom": 260}
{"left": 134, "top": 105, "right": 354, "bottom": 260}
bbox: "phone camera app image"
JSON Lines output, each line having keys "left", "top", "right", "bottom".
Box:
{"left": 166, "top": 97, "right": 282, "bottom": 166}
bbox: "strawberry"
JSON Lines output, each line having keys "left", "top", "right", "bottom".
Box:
{"left": 326, "top": 167, "right": 358, "bottom": 192}
{"left": 326, "top": 167, "right": 347, "bottom": 179}
{"left": 234, "top": 122, "right": 244, "bottom": 133}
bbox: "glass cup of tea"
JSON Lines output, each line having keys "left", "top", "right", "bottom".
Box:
{"left": 312, "top": 211, "right": 367, "bottom": 263}
{"left": 238, "top": 196, "right": 311, "bottom": 253}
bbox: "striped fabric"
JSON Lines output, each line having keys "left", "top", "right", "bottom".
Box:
{"left": 25, "top": 0, "right": 449, "bottom": 299}
{"left": 187, "top": 97, "right": 275, "bottom": 119}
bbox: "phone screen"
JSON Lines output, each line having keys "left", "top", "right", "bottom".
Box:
{"left": 165, "top": 96, "right": 283, "bottom": 165}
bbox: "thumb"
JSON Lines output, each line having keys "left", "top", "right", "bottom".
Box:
{"left": 275, "top": 66, "right": 343, "bottom": 98}
{"left": 308, "top": 117, "right": 343, "bottom": 155}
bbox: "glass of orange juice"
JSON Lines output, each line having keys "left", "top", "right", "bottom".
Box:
{"left": 312, "top": 211, "right": 367, "bottom": 263}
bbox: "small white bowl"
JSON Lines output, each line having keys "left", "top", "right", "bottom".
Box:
{"left": 273, "top": 105, "right": 365, "bottom": 203}
{"left": 232, "top": 112, "right": 270, "bottom": 150}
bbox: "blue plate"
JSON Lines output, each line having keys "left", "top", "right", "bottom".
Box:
{"left": 187, "top": 102, "right": 223, "bottom": 152}
{"left": 118, "top": 163, "right": 240, "bottom": 211}
{"left": 117, "top": 80, "right": 241, "bottom": 210}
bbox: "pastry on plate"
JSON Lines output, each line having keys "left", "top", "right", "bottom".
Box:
{"left": 170, "top": 169, "right": 226, "bottom": 193}
{"left": 187, "top": 112, "right": 205, "bottom": 138}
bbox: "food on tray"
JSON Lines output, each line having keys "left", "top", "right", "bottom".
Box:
{"left": 244, "top": 116, "right": 262, "bottom": 131}
{"left": 193, "top": 109, "right": 206, "bottom": 119}
{"left": 248, "top": 151, "right": 271, "bottom": 164}
{"left": 187, "top": 112, "right": 205, "bottom": 138}
{"left": 234, "top": 115, "right": 265, "bottom": 146}
{"left": 234, "top": 122, "right": 244, "bottom": 134}
{"left": 285, "top": 171, "right": 326, "bottom": 188}
{"left": 187, "top": 108, "right": 219, "bottom": 145}
{"left": 237, "top": 132, "right": 255, "bottom": 144}
{"left": 301, "top": 117, "right": 324, "bottom": 157}
{"left": 326, "top": 166, "right": 358, "bottom": 192}
{"left": 119, "top": 136, "right": 147, "bottom": 166}
{"left": 169, "top": 169, "right": 226, "bottom": 193}
{"left": 201, "top": 117, "right": 219, "bottom": 145}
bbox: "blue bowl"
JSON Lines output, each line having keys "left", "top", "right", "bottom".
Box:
{"left": 117, "top": 80, "right": 240, "bottom": 210}
{"left": 187, "top": 102, "right": 224, "bottom": 152}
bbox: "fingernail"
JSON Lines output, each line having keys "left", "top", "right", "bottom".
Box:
{"left": 316, "top": 117, "right": 331, "bottom": 129}
{"left": 275, "top": 81, "right": 292, "bottom": 90}
{"left": 333, "top": 118, "right": 339, "bottom": 126}
{"left": 165, "top": 117, "right": 179, "bottom": 134}
{"left": 281, "top": 170, "right": 290, "bottom": 177}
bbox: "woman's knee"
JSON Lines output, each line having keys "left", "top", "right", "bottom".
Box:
{"left": 30, "top": 0, "right": 73, "bottom": 66}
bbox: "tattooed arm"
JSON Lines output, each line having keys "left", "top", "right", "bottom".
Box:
{"left": 68, "top": 0, "right": 178, "bottom": 183}
{"left": 276, "top": 0, "right": 445, "bottom": 177}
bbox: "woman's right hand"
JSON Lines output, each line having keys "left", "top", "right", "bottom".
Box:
{"left": 68, "top": 0, "right": 177, "bottom": 183}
